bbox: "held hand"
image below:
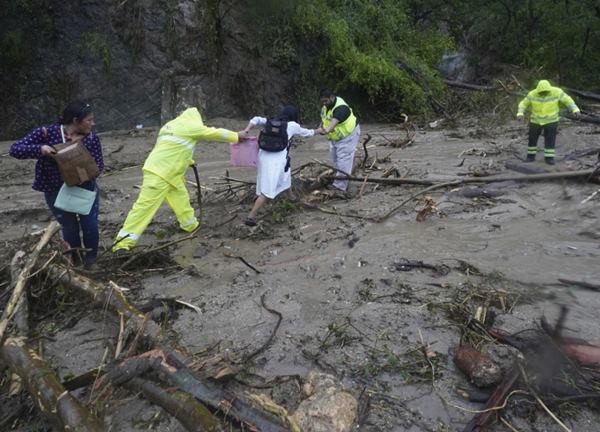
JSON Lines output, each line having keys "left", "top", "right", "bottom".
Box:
{"left": 316, "top": 127, "right": 326, "bottom": 135}
{"left": 41, "top": 145, "right": 56, "bottom": 156}
{"left": 237, "top": 130, "right": 249, "bottom": 141}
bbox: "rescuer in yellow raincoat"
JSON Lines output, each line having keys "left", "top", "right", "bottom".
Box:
{"left": 113, "top": 107, "right": 247, "bottom": 251}
{"left": 517, "top": 80, "right": 580, "bottom": 164}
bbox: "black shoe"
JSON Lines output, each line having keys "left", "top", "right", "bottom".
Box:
{"left": 545, "top": 157, "right": 555, "bottom": 165}
{"left": 244, "top": 217, "right": 257, "bottom": 227}
{"left": 525, "top": 155, "right": 536, "bottom": 162}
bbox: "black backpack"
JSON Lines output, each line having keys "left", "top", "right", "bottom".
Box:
{"left": 258, "top": 118, "right": 289, "bottom": 152}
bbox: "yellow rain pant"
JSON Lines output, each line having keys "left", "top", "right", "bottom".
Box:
{"left": 113, "top": 170, "right": 198, "bottom": 251}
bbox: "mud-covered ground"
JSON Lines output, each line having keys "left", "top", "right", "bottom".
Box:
{"left": 1, "top": 117, "right": 599, "bottom": 431}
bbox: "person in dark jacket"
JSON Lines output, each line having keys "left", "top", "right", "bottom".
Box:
{"left": 10, "top": 101, "right": 104, "bottom": 266}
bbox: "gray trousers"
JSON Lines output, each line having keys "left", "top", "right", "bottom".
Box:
{"left": 329, "top": 125, "right": 361, "bottom": 191}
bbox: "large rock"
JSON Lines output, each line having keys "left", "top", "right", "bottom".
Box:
{"left": 291, "top": 371, "right": 357, "bottom": 432}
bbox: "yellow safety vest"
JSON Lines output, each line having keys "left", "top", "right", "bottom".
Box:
{"left": 143, "top": 108, "right": 238, "bottom": 184}
{"left": 321, "top": 96, "right": 357, "bottom": 141}
{"left": 517, "top": 80, "right": 580, "bottom": 125}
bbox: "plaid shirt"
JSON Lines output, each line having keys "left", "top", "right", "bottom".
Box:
{"left": 10, "top": 124, "right": 104, "bottom": 192}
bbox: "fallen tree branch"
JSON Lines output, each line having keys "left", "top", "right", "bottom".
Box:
{"left": 244, "top": 293, "right": 283, "bottom": 363}
{"left": 123, "top": 377, "right": 222, "bottom": 432}
{"left": 0, "top": 337, "right": 103, "bottom": 431}
{"left": 0, "top": 221, "right": 60, "bottom": 344}
{"left": 41, "top": 267, "right": 288, "bottom": 431}
{"left": 329, "top": 168, "right": 598, "bottom": 188}
{"left": 223, "top": 252, "right": 262, "bottom": 274}
{"left": 135, "top": 349, "right": 289, "bottom": 432}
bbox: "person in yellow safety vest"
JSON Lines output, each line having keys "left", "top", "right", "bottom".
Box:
{"left": 516, "top": 80, "right": 580, "bottom": 165}
{"left": 112, "top": 107, "right": 248, "bottom": 252}
{"left": 318, "top": 88, "right": 360, "bottom": 192}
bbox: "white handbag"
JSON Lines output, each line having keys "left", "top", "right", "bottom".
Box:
{"left": 54, "top": 184, "right": 97, "bottom": 215}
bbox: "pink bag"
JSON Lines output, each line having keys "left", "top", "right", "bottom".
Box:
{"left": 230, "top": 137, "right": 258, "bottom": 167}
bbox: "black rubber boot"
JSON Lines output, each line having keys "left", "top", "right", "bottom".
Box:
{"left": 525, "top": 154, "right": 536, "bottom": 162}
{"left": 545, "top": 157, "right": 555, "bottom": 165}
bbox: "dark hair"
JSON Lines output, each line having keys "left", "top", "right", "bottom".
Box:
{"left": 59, "top": 101, "right": 93, "bottom": 125}
{"left": 278, "top": 105, "right": 299, "bottom": 123}
{"left": 319, "top": 88, "right": 334, "bottom": 98}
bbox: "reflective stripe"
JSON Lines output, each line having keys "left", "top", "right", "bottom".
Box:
{"left": 567, "top": 104, "right": 577, "bottom": 110}
{"left": 544, "top": 149, "right": 556, "bottom": 155}
{"left": 181, "top": 218, "right": 197, "bottom": 227}
{"left": 158, "top": 135, "right": 195, "bottom": 151}
{"left": 117, "top": 230, "right": 140, "bottom": 241}
{"left": 527, "top": 95, "right": 559, "bottom": 103}
{"left": 531, "top": 114, "right": 559, "bottom": 122}
{"left": 527, "top": 147, "right": 538, "bottom": 154}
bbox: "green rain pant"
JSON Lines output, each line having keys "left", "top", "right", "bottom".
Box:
{"left": 113, "top": 170, "right": 198, "bottom": 251}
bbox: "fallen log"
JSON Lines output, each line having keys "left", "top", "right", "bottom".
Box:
{"left": 565, "top": 88, "right": 600, "bottom": 103}
{"left": 444, "top": 80, "right": 495, "bottom": 91}
{"left": 46, "top": 265, "right": 163, "bottom": 342}
{"left": 43, "top": 266, "right": 289, "bottom": 431}
{"left": 329, "top": 168, "right": 597, "bottom": 187}
{"left": 0, "top": 337, "right": 103, "bottom": 431}
{"left": 96, "top": 353, "right": 221, "bottom": 431}
{"left": 124, "top": 378, "right": 222, "bottom": 432}
{"left": 115, "top": 349, "right": 288, "bottom": 432}
{"left": 0, "top": 221, "right": 60, "bottom": 345}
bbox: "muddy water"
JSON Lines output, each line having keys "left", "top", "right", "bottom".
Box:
{"left": 1, "top": 119, "right": 599, "bottom": 430}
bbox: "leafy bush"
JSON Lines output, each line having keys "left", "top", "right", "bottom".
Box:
{"left": 249, "top": 0, "right": 452, "bottom": 119}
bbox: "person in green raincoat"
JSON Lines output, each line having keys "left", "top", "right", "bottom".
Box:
{"left": 113, "top": 107, "right": 247, "bottom": 252}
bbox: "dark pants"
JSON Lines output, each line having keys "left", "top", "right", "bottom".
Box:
{"left": 528, "top": 122, "right": 558, "bottom": 159}
{"left": 44, "top": 181, "right": 100, "bottom": 265}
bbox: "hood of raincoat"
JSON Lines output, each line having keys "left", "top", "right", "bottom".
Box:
{"left": 535, "top": 80, "right": 553, "bottom": 93}
{"left": 160, "top": 107, "right": 204, "bottom": 139}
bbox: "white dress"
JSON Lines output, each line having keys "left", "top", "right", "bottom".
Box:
{"left": 249, "top": 116, "right": 315, "bottom": 199}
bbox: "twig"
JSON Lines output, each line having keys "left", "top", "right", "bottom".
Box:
{"left": 377, "top": 181, "right": 460, "bottom": 222}
{"left": 311, "top": 158, "right": 352, "bottom": 178}
{"left": 581, "top": 188, "right": 600, "bottom": 204}
{"left": 500, "top": 416, "right": 520, "bottom": 432}
{"left": 223, "top": 251, "right": 261, "bottom": 274}
{"left": 115, "top": 313, "right": 125, "bottom": 359}
{"left": 0, "top": 221, "right": 60, "bottom": 344}
{"left": 244, "top": 293, "right": 283, "bottom": 362}
{"left": 119, "top": 230, "right": 199, "bottom": 270}
{"left": 361, "top": 134, "right": 372, "bottom": 168}
{"left": 175, "top": 299, "right": 202, "bottom": 315}
{"left": 518, "top": 363, "right": 571, "bottom": 432}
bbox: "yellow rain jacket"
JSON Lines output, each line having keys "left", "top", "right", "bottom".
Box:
{"left": 517, "top": 80, "right": 580, "bottom": 125}
{"left": 144, "top": 107, "right": 239, "bottom": 183}
{"left": 113, "top": 108, "right": 239, "bottom": 251}
{"left": 320, "top": 97, "right": 357, "bottom": 141}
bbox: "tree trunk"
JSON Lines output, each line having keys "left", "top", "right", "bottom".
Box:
{"left": 0, "top": 337, "right": 103, "bottom": 431}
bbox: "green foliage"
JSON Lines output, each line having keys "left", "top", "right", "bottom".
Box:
{"left": 270, "top": 199, "right": 299, "bottom": 224}
{"left": 250, "top": 0, "right": 452, "bottom": 118}
{"left": 79, "top": 32, "right": 112, "bottom": 74}
{"left": 434, "top": 0, "right": 600, "bottom": 89}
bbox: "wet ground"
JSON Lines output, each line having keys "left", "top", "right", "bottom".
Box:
{"left": 1, "top": 117, "right": 599, "bottom": 431}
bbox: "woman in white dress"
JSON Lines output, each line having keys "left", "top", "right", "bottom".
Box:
{"left": 242, "top": 106, "right": 321, "bottom": 226}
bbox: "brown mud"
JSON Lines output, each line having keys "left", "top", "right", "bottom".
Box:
{"left": 1, "top": 117, "right": 599, "bottom": 431}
